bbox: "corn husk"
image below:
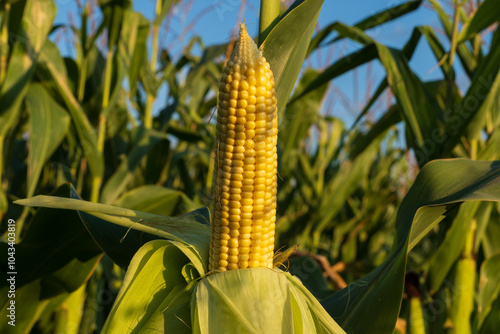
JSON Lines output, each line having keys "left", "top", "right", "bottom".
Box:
{"left": 101, "top": 240, "right": 345, "bottom": 334}
{"left": 191, "top": 267, "right": 345, "bottom": 334}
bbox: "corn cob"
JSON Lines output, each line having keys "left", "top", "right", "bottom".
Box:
{"left": 210, "top": 22, "right": 278, "bottom": 272}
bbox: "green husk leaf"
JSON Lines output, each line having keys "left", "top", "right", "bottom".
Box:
{"left": 101, "top": 240, "right": 192, "bottom": 333}
{"left": 191, "top": 268, "right": 346, "bottom": 334}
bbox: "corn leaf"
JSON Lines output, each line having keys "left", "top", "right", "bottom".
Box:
{"left": 478, "top": 252, "right": 500, "bottom": 329}
{"left": 288, "top": 41, "right": 378, "bottom": 107}
{"left": 126, "top": 12, "right": 149, "bottom": 97}
{"left": 48, "top": 285, "right": 86, "bottom": 334}
{"left": 416, "top": 26, "right": 455, "bottom": 80}
{"left": 307, "top": 0, "right": 422, "bottom": 55}
{"left": 480, "top": 127, "right": 500, "bottom": 161}
{"left": 0, "top": 280, "right": 48, "bottom": 333}
{"left": 349, "top": 105, "right": 400, "bottom": 159}
{"left": 101, "top": 127, "right": 168, "bottom": 204}
{"left": 260, "top": 0, "right": 324, "bottom": 118}
{"left": 290, "top": 24, "right": 445, "bottom": 164}
{"left": 37, "top": 40, "right": 104, "bottom": 179}
{"left": 321, "top": 159, "right": 500, "bottom": 334}
{"left": 286, "top": 256, "right": 331, "bottom": 300}
{"left": 313, "top": 138, "right": 382, "bottom": 245}
{"left": 3, "top": 183, "right": 102, "bottom": 295}
{"left": 0, "top": 0, "right": 56, "bottom": 138}
{"left": 465, "top": 60, "right": 500, "bottom": 141}
{"left": 99, "top": 0, "right": 130, "bottom": 49}
{"left": 424, "top": 201, "right": 479, "bottom": 293}
{"left": 427, "top": 0, "right": 476, "bottom": 76}
{"left": 279, "top": 69, "right": 328, "bottom": 171}
{"left": 154, "top": 0, "right": 178, "bottom": 27}
{"left": 101, "top": 240, "right": 192, "bottom": 334}
{"left": 26, "top": 83, "right": 70, "bottom": 198}
{"left": 112, "top": 185, "right": 194, "bottom": 216}
{"left": 14, "top": 185, "right": 210, "bottom": 274}
{"left": 73, "top": 210, "right": 166, "bottom": 269}
{"left": 443, "top": 30, "right": 500, "bottom": 149}
{"left": 102, "top": 8, "right": 138, "bottom": 116}
{"left": 459, "top": 0, "right": 500, "bottom": 42}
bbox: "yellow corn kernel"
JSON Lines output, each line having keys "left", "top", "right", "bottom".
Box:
{"left": 209, "top": 22, "right": 278, "bottom": 272}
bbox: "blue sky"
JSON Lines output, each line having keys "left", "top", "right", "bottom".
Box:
{"left": 52, "top": 0, "right": 465, "bottom": 126}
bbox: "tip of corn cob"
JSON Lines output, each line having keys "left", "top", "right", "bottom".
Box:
{"left": 229, "top": 22, "right": 262, "bottom": 69}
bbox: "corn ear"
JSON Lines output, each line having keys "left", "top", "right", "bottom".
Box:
{"left": 210, "top": 22, "right": 278, "bottom": 271}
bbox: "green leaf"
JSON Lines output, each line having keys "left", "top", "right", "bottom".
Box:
{"left": 377, "top": 46, "right": 443, "bottom": 154}
{"left": 26, "top": 83, "right": 70, "bottom": 197}
{"left": 307, "top": 0, "right": 422, "bottom": 55}
{"left": 37, "top": 40, "right": 104, "bottom": 179}
{"left": 101, "top": 127, "right": 167, "bottom": 204}
{"left": 74, "top": 209, "right": 161, "bottom": 269}
{"left": 101, "top": 9, "right": 140, "bottom": 118}
{"left": 5, "top": 0, "right": 28, "bottom": 36}
{"left": 1, "top": 184, "right": 102, "bottom": 297}
{"left": 480, "top": 296, "right": 500, "bottom": 334}
{"left": 288, "top": 43, "right": 378, "bottom": 105}
{"left": 427, "top": 0, "right": 476, "bottom": 76}
{"left": 101, "top": 240, "right": 192, "bottom": 333}
{"left": 287, "top": 256, "right": 332, "bottom": 300}
{"left": 139, "top": 63, "right": 161, "bottom": 96}
{"left": 279, "top": 68, "right": 328, "bottom": 168}
{"left": 478, "top": 252, "right": 500, "bottom": 328}
{"left": 192, "top": 268, "right": 346, "bottom": 334}
{"left": 444, "top": 31, "right": 500, "bottom": 149}
{"left": 0, "top": 0, "right": 56, "bottom": 138}
{"left": 0, "top": 189, "right": 7, "bottom": 218}
{"left": 166, "top": 125, "right": 204, "bottom": 142}
{"left": 0, "top": 280, "right": 49, "bottom": 334}
{"left": 417, "top": 26, "right": 455, "bottom": 80}
{"left": 321, "top": 159, "right": 500, "bottom": 334}
{"left": 480, "top": 127, "right": 500, "bottom": 161}
{"left": 260, "top": 0, "right": 324, "bottom": 118}
{"left": 55, "top": 285, "right": 87, "bottom": 334}
{"left": 349, "top": 105, "right": 400, "bottom": 159}
{"left": 183, "top": 207, "right": 211, "bottom": 226}
{"left": 112, "top": 185, "right": 192, "bottom": 216}
{"left": 481, "top": 206, "right": 500, "bottom": 258}
{"left": 465, "top": 65, "right": 500, "bottom": 142}
{"left": 154, "top": 0, "right": 178, "bottom": 27}
{"left": 14, "top": 189, "right": 211, "bottom": 274}
{"left": 99, "top": 0, "right": 130, "bottom": 48}
{"left": 425, "top": 201, "right": 479, "bottom": 293}
{"left": 313, "top": 138, "right": 382, "bottom": 245}
{"left": 126, "top": 12, "right": 149, "bottom": 97}
{"left": 296, "top": 24, "right": 436, "bottom": 137}
{"left": 459, "top": 0, "right": 500, "bottom": 42}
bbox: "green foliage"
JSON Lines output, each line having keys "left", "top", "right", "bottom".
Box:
{"left": 2, "top": 0, "right": 500, "bottom": 333}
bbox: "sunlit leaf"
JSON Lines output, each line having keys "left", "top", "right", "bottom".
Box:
{"left": 14, "top": 188, "right": 210, "bottom": 274}
{"left": 459, "top": 0, "right": 500, "bottom": 42}
{"left": 261, "top": 0, "right": 324, "bottom": 118}
{"left": 322, "top": 159, "right": 500, "bottom": 334}
{"left": 101, "top": 240, "right": 192, "bottom": 334}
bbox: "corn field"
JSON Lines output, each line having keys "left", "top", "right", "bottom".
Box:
{"left": 1, "top": 0, "right": 500, "bottom": 333}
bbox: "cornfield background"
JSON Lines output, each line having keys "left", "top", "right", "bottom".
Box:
{"left": 1, "top": 0, "right": 500, "bottom": 333}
